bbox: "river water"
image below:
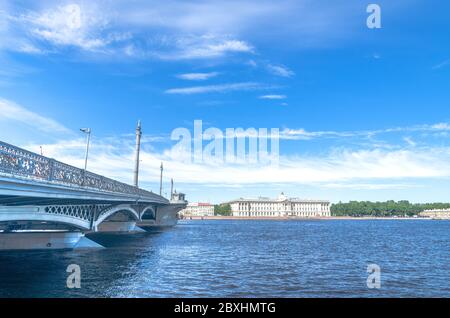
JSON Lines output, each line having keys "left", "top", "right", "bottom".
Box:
{"left": 0, "top": 219, "right": 448, "bottom": 297}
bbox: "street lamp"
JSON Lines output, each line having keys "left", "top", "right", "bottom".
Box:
{"left": 80, "top": 128, "right": 91, "bottom": 172}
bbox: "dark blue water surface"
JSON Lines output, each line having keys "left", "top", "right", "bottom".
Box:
{"left": 0, "top": 220, "right": 449, "bottom": 298}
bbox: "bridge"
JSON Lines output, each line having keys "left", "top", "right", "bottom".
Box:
{"left": 0, "top": 140, "right": 187, "bottom": 250}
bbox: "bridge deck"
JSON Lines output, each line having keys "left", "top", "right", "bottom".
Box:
{"left": 0, "top": 141, "right": 168, "bottom": 205}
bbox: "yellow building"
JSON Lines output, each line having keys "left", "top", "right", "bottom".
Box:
{"left": 180, "top": 202, "right": 215, "bottom": 217}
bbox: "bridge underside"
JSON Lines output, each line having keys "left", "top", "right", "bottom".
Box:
{"left": 0, "top": 203, "right": 160, "bottom": 231}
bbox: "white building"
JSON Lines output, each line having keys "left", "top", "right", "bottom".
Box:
{"left": 180, "top": 202, "right": 215, "bottom": 217}
{"left": 226, "top": 193, "right": 331, "bottom": 218}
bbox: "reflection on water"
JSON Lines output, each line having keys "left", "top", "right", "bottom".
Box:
{"left": 0, "top": 220, "right": 449, "bottom": 298}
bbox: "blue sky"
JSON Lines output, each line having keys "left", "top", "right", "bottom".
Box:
{"left": 1, "top": 0, "right": 450, "bottom": 203}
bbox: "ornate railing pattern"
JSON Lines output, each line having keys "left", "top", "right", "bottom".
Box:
{"left": 43, "top": 204, "right": 105, "bottom": 222}
{"left": 0, "top": 141, "right": 156, "bottom": 198}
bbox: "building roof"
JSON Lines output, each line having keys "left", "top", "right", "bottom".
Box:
{"left": 224, "top": 193, "right": 329, "bottom": 204}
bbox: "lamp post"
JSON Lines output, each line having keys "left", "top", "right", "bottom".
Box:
{"left": 80, "top": 128, "right": 91, "bottom": 172}
{"left": 159, "top": 162, "right": 163, "bottom": 196}
{"left": 133, "top": 121, "right": 142, "bottom": 187}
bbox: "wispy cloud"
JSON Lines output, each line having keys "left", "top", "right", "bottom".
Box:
{"left": 432, "top": 59, "right": 450, "bottom": 70}
{"left": 403, "top": 137, "right": 417, "bottom": 147}
{"left": 16, "top": 42, "right": 46, "bottom": 54}
{"left": 259, "top": 94, "right": 286, "bottom": 100}
{"left": 16, "top": 4, "right": 129, "bottom": 52}
{"left": 322, "top": 182, "right": 421, "bottom": 190}
{"left": 156, "top": 36, "right": 253, "bottom": 60}
{"left": 0, "top": 54, "right": 39, "bottom": 83}
{"left": 267, "top": 64, "right": 295, "bottom": 77}
{"left": 176, "top": 72, "right": 219, "bottom": 81}
{"left": 0, "top": 98, "right": 71, "bottom": 133}
{"left": 2, "top": 0, "right": 370, "bottom": 59}
{"left": 372, "top": 53, "right": 381, "bottom": 59}
{"left": 165, "top": 82, "right": 271, "bottom": 95}
{"left": 431, "top": 123, "right": 450, "bottom": 130}
{"left": 22, "top": 135, "right": 450, "bottom": 189}
{"left": 279, "top": 123, "right": 450, "bottom": 141}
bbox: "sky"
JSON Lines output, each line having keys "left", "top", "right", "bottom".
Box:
{"left": 1, "top": 0, "right": 450, "bottom": 203}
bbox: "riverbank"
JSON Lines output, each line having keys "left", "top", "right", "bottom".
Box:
{"left": 180, "top": 216, "right": 434, "bottom": 221}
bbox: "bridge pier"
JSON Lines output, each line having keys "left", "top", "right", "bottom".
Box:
{"left": 0, "top": 231, "right": 103, "bottom": 250}
{"left": 96, "top": 221, "right": 143, "bottom": 233}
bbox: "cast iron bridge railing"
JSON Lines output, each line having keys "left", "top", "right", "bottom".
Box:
{"left": 0, "top": 140, "right": 153, "bottom": 197}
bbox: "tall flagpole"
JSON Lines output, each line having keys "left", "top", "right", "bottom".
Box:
{"left": 133, "top": 120, "right": 142, "bottom": 187}
{"left": 159, "top": 162, "right": 163, "bottom": 196}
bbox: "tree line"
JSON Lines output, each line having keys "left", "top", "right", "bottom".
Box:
{"left": 330, "top": 201, "right": 450, "bottom": 217}
{"left": 213, "top": 201, "right": 450, "bottom": 217}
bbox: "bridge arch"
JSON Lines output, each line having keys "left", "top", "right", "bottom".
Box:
{"left": 0, "top": 206, "right": 92, "bottom": 231}
{"left": 141, "top": 205, "right": 156, "bottom": 220}
{"left": 0, "top": 216, "right": 91, "bottom": 231}
{"left": 94, "top": 204, "right": 140, "bottom": 228}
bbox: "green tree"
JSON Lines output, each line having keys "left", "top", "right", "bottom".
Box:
{"left": 214, "top": 204, "right": 232, "bottom": 216}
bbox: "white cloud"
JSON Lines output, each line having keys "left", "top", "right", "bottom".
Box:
{"left": 21, "top": 135, "right": 450, "bottom": 190}
{"left": 176, "top": 72, "right": 219, "bottom": 81}
{"left": 267, "top": 64, "right": 295, "bottom": 77}
{"left": 22, "top": 4, "right": 104, "bottom": 50}
{"left": 432, "top": 59, "right": 449, "bottom": 70}
{"left": 113, "top": 0, "right": 365, "bottom": 46}
{"left": 322, "top": 182, "right": 421, "bottom": 190}
{"left": 115, "top": 0, "right": 287, "bottom": 34}
{"left": 431, "top": 123, "right": 450, "bottom": 130}
{"left": 0, "top": 98, "right": 70, "bottom": 134}
{"left": 279, "top": 128, "right": 355, "bottom": 140}
{"left": 157, "top": 36, "right": 253, "bottom": 60}
{"left": 17, "top": 43, "right": 44, "bottom": 54}
{"left": 2, "top": 0, "right": 367, "bottom": 59}
{"left": 165, "top": 82, "right": 270, "bottom": 94}
{"left": 208, "top": 39, "right": 252, "bottom": 53}
{"left": 278, "top": 122, "right": 450, "bottom": 141}
{"left": 0, "top": 102, "right": 445, "bottom": 194}
{"left": 1, "top": 0, "right": 392, "bottom": 64}
{"left": 259, "top": 94, "right": 286, "bottom": 100}
{"left": 403, "top": 137, "right": 417, "bottom": 147}
{"left": 14, "top": 3, "right": 130, "bottom": 52}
